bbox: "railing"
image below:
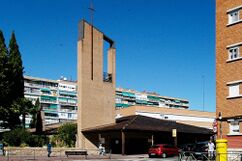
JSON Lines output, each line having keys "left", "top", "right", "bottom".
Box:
{"left": 103, "top": 72, "right": 112, "bottom": 83}
{"left": 40, "top": 99, "right": 57, "bottom": 104}
{"left": 0, "top": 147, "right": 113, "bottom": 161}
{"left": 179, "top": 151, "right": 214, "bottom": 161}
{"left": 58, "top": 101, "right": 77, "bottom": 106}
{"left": 24, "top": 83, "right": 58, "bottom": 90}
{"left": 218, "top": 152, "right": 242, "bottom": 161}
{"left": 179, "top": 151, "right": 242, "bottom": 161}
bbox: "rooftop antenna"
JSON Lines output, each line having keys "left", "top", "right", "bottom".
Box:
{"left": 202, "top": 75, "right": 205, "bottom": 111}
{"left": 88, "top": 0, "right": 95, "bottom": 80}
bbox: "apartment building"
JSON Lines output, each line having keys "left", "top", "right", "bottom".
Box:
{"left": 24, "top": 76, "right": 78, "bottom": 126}
{"left": 216, "top": 0, "right": 242, "bottom": 148}
{"left": 116, "top": 88, "right": 189, "bottom": 109}
{"left": 24, "top": 76, "right": 190, "bottom": 126}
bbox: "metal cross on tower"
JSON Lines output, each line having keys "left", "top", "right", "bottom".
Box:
{"left": 88, "top": 0, "right": 95, "bottom": 26}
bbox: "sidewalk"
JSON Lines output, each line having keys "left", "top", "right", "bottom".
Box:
{"left": 0, "top": 154, "right": 149, "bottom": 161}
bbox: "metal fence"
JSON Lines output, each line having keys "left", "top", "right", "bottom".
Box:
{"left": 179, "top": 151, "right": 242, "bottom": 161}
{"left": 179, "top": 151, "right": 214, "bottom": 161}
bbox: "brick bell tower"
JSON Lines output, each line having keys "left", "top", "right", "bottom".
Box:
{"left": 77, "top": 20, "right": 116, "bottom": 149}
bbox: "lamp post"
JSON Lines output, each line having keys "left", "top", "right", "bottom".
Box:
{"left": 218, "top": 112, "right": 222, "bottom": 139}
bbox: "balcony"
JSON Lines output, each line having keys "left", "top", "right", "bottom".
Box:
{"left": 41, "top": 99, "right": 57, "bottom": 104}
{"left": 59, "top": 101, "right": 76, "bottom": 106}
{"left": 24, "top": 82, "right": 58, "bottom": 90}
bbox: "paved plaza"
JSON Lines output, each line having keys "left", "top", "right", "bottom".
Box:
{"left": 0, "top": 154, "right": 178, "bottom": 161}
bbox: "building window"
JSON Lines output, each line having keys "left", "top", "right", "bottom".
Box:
{"left": 229, "top": 121, "right": 240, "bottom": 134}
{"left": 228, "top": 47, "right": 240, "bottom": 60}
{"left": 228, "top": 10, "right": 240, "bottom": 24}
{"left": 229, "top": 84, "right": 240, "bottom": 97}
{"left": 68, "top": 113, "right": 72, "bottom": 118}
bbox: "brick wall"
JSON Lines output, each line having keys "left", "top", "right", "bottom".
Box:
{"left": 216, "top": 0, "right": 242, "bottom": 146}
{"left": 77, "top": 20, "right": 116, "bottom": 149}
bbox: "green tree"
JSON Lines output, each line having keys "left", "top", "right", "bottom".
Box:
{"left": 35, "top": 98, "right": 45, "bottom": 134}
{"left": 11, "top": 98, "right": 34, "bottom": 128}
{"left": 29, "top": 98, "right": 41, "bottom": 129}
{"left": 3, "top": 32, "right": 26, "bottom": 129}
{"left": 0, "top": 31, "right": 32, "bottom": 129}
{"left": 0, "top": 30, "right": 8, "bottom": 107}
{"left": 0, "top": 30, "right": 8, "bottom": 105}
{"left": 55, "top": 123, "right": 77, "bottom": 147}
{"left": 8, "top": 31, "right": 24, "bottom": 101}
{"left": 0, "top": 30, "right": 10, "bottom": 128}
{"left": 3, "top": 128, "right": 30, "bottom": 146}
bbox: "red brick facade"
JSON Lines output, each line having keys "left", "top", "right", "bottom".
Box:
{"left": 216, "top": 0, "right": 242, "bottom": 148}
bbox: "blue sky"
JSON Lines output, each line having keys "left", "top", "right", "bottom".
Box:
{"left": 0, "top": 0, "right": 215, "bottom": 112}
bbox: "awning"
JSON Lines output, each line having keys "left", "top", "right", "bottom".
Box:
{"left": 147, "top": 95, "right": 160, "bottom": 101}
{"left": 41, "top": 96, "right": 57, "bottom": 101}
{"left": 41, "top": 88, "right": 51, "bottom": 92}
{"left": 116, "top": 103, "right": 129, "bottom": 107}
{"left": 49, "top": 104, "right": 58, "bottom": 108}
{"left": 59, "top": 91, "right": 76, "bottom": 96}
{"left": 122, "top": 92, "right": 135, "bottom": 97}
{"left": 135, "top": 100, "right": 147, "bottom": 104}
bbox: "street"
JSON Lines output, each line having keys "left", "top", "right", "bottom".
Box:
{"left": 108, "top": 156, "right": 178, "bottom": 161}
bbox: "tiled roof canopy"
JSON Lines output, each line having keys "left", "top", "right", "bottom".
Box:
{"left": 82, "top": 115, "right": 213, "bottom": 134}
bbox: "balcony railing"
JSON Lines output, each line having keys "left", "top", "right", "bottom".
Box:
{"left": 58, "top": 101, "right": 77, "bottom": 106}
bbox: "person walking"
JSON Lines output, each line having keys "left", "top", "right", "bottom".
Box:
{"left": 98, "top": 144, "right": 105, "bottom": 156}
{"left": 47, "top": 142, "right": 52, "bottom": 157}
{"left": 0, "top": 143, "right": 3, "bottom": 156}
{"left": 208, "top": 140, "right": 215, "bottom": 159}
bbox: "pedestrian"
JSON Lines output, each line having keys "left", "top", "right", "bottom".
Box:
{"left": 98, "top": 143, "right": 105, "bottom": 156}
{"left": 47, "top": 142, "right": 52, "bottom": 157}
{"left": 0, "top": 143, "right": 3, "bottom": 156}
{"left": 208, "top": 140, "right": 215, "bottom": 159}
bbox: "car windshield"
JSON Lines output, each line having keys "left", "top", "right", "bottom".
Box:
{"left": 181, "top": 144, "right": 196, "bottom": 150}
{"left": 196, "top": 142, "right": 208, "bottom": 147}
{"left": 194, "top": 142, "right": 208, "bottom": 151}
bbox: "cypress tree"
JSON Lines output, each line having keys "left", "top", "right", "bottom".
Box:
{"left": 8, "top": 31, "right": 24, "bottom": 100}
{"left": 0, "top": 31, "right": 34, "bottom": 129}
{"left": 35, "top": 99, "right": 44, "bottom": 134}
{"left": 0, "top": 30, "right": 9, "bottom": 107}
{"left": 0, "top": 30, "right": 9, "bottom": 128}
{"left": 29, "top": 98, "right": 40, "bottom": 129}
{"left": 3, "top": 32, "right": 25, "bottom": 128}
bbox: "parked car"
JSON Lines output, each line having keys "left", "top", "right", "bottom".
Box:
{"left": 180, "top": 141, "right": 211, "bottom": 160}
{"left": 148, "top": 144, "right": 179, "bottom": 158}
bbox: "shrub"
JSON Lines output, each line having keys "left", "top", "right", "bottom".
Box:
{"left": 3, "top": 128, "right": 30, "bottom": 146}
{"left": 53, "top": 123, "right": 77, "bottom": 147}
{"left": 26, "top": 135, "right": 46, "bottom": 147}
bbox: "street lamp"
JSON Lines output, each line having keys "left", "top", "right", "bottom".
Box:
{"left": 218, "top": 112, "right": 222, "bottom": 139}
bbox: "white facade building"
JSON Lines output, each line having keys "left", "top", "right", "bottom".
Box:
{"left": 24, "top": 76, "right": 77, "bottom": 126}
